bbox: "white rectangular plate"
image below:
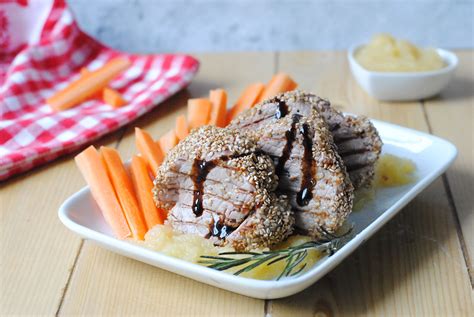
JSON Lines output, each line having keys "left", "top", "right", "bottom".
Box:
{"left": 59, "top": 120, "right": 457, "bottom": 299}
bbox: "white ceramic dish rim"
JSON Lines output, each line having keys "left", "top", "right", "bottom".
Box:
{"left": 58, "top": 119, "right": 457, "bottom": 298}
{"left": 348, "top": 44, "right": 458, "bottom": 77}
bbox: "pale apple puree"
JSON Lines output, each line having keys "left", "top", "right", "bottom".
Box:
{"left": 141, "top": 225, "right": 321, "bottom": 280}
{"left": 355, "top": 34, "right": 445, "bottom": 72}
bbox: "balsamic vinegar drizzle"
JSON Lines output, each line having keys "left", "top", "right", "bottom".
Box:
{"left": 275, "top": 100, "right": 289, "bottom": 119}
{"left": 190, "top": 153, "right": 257, "bottom": 238}
{"left": 273, "top": 101, "right": 316, "bottom": 207}
{"left": 211, "top": 220, "right": 235, "bottom": 239}
{"left": 192, "top": 98, "right": 317, "bottom": 226}
{"left": 296, "top": 123, "right": 315, "bottom": 206}
{"left": 190, "top": 153, "right": 253, "bottom": 218}
{"left": 275, "top": 114, "right": 300, "bottom": 175}
{"left": 190, "top": 159, "right": 217, "bottom": 217}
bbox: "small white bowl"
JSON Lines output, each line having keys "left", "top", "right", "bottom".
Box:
{"left": 348, "top": 45, "right": 458, "bottom": 101}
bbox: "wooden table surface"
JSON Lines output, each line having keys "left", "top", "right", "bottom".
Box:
{"left": 1, "top": 51, "right": 473, "bottom": 316}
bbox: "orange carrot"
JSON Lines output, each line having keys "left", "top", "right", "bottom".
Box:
{"left": 135, "top": 127, "right": 164, "bottom": 176}
{"left": 159, "top": 129, "right": 179, "bottom": 153}
{"left": 226, "top": 83, "right": 265, "bottom": 124}
{"left": 187, "top": 98, "right": 212, "bottom": 130}
{"left": 257, "top": 73, "right": 297, "bottom": 102}
{"left": 101, "top": 146, "right": 147, "bottom": 240}
{"left": 80, "top": 68, "right": 90, "bottom": 76}
{"left": 103, "top": 87, "right": 127, "bottom": 108}
{"left": 74, "top": 146, "right": 131, "bottom": 239}
{"left": 209, "top": 89, "right": 227, "bottom": 127}
{"left": 130, "top": 155, "right": 166, "bottom": 228}
{"left": 175, "top": 114, "right": 189, "bottom": 140}
{"left": 47, "top": 57, "right": 131, "bottom": 111}
{"left": 80, "top": 68, "right": 102, "bottom": 99}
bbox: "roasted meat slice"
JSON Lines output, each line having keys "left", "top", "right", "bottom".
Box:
{"left": 153, "top": 126, "right": 294, "bottom": 250}
{"left": 230, "top": 90, "right": 382, "bottom": 189}
{"left": 314, "top": 98, "right": 383, "bottom": 189}
{"left": 229, "top": 95, "right": 354, "bottom": 238}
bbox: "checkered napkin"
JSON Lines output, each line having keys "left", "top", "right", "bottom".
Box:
{"left": 0, "top": 0, "right": 199, "bottom": 181}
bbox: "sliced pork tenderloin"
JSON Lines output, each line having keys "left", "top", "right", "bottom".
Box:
{"left": 153, "top": 126, "right": 294, "bottom": 250}
{"left": 230, "top": 90, "right": 383, "bottom": 189}
{"left": 229, "top": 95, "right": 354, "bottom": 239}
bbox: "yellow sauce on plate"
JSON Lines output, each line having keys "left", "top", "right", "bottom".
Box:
{"left": 355, "top": 34, "right": 445, "bottom": 72}
{"left": 354, "top": 154, "right": 416, "bottom": 210}
{"left": 375, "top": 154, "right": 416, "bottom": 187}
{"left": 142, "top": 225, "right": 322, "bottom": 280}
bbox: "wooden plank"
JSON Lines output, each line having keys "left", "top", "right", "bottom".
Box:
{"left": 423, "top": 51, "right": 474, "bottom": 269}
{"left": 270, "top": 51, "right": 473, "bottom": 315}
{"left": 0, "top": 131, "right": 123, "bottom": 315}
{"left": 271, "top": 180, "right": 473, "bottom": 316}
{"left": 59, "top": 52, "right": 275, "bottom": 315}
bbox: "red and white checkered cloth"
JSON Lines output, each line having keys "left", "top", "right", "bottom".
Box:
{"left": 0, "top": 0, "right": 199, "bottom": 181}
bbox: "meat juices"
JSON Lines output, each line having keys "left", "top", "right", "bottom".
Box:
{"left": 229, "top": 92, "right": 354, "bottom": 238}
{"left": 153, "top": 126, "right": 294, "bottom": 251}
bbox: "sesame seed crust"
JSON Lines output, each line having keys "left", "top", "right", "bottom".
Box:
{"left": 229, "top": 90, "right": 355, "bottom": 239}
{"left": 152, "top": 125, "right": 294, "bottom": 250}
{"left": 226, "top": 194, "right": 294, "bottom": 251}
{"left": 293, "top": 90, "right": 383, "bottom": 189}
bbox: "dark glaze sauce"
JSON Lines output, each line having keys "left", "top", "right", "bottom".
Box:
{"left": 296, "top": 123, "right": 315, "bottom": 206}
{"left": 273, "top": 105, "right": 315, "bottom": 207}
{"left": 211, "top": 220, "right": 235, "bottom": 239}
{"left": 190, "top": 153, "right": 257, "bottom": 217}
{"left": 190, "top": 154, "right": 251, "bottom": 238}
{"left": 190, "top": 159, "right": 216, "bottom": 216}
{"left": 275, "top": 100, "right": 289, "bottom": 119}
{"left": 275, "top": 114, "right": 300, "bottom": 175}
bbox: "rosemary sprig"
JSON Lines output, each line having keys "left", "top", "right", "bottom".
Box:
{"left": 199, "top": 227, "right": 354, "bottom": 280}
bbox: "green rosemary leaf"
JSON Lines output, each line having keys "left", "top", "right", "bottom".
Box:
{"left": 280, "top": 250, "right": 306, "bottom": 279}
{"left": 199, "top": 255, "right": 237, "bottom": 261}
{"left": 266, "top": 254, "right": 289, "bottom": 266}
{"left": 285, "top": 250, "right": 307, "bottom": 277}
{"left": 199, "top": 225, "right": 354, "bottom": 280}
{"left": 218, "top": 251, "right": 261, "bottom": 256}
{"left": 290, "top": 263, "right": 307, "bottom": 276}
{"left": 207, "top": 258, "right": 252, "bottom": 271}
{"left": 277, "top": 249, "right": 305, "bottom": 280}
{"left": 234, "top": 253, "right": 280, "bottom": 276}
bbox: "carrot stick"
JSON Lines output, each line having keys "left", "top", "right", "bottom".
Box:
{"left": 226, "top": 83, "right": 264, "bottom": 124}
{"left": 80, "top": 68, "right": 90, "bottom": 76}
{"left": 159, "top": 129, "right": 179, "bottom": 153}
{"left": 187, "top": 98, "right": 212, "bottom": 130}
{"left": 135, "top": 127, "right": 164, "bottom": 176}
{"left": 209, "top": 89, "right": 227, "bottom": 127}
{"left": 130, "top": 155, "right": 166, "bottom": 228}
{"left": 74, "top": 146, "right": 131, "bottom": 239}
{"left": 103, "top": 87, "right": 127, "bottom": 108}
{"left": 101, "top": 147, "right": 147, "bottom": 240}
{"left": 80, "top": 68, "right": 102, "bottom": 99}
{"left": 47, "top": 57, "right": 131, "bottom": 111}
{"left": 257, "top": 73, "right": 297, "bottom": 102}
{"left": 175, "top": 115, "right": 189, "bottom": 140}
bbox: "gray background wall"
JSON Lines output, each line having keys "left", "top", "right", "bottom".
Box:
{"left": 68, "top": 0, "right": 474, "bottom": 53}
